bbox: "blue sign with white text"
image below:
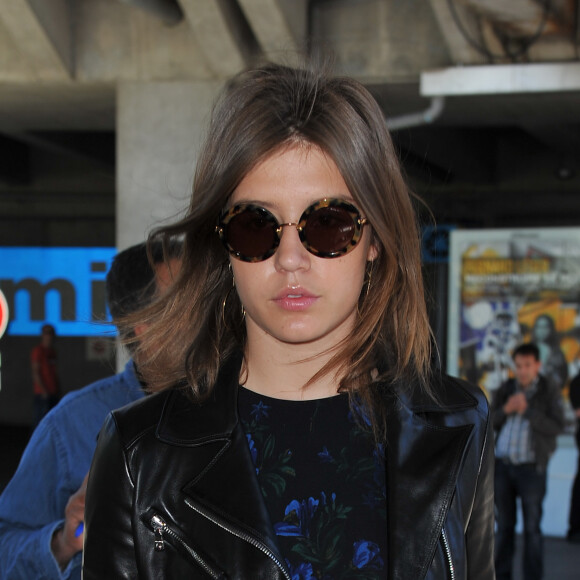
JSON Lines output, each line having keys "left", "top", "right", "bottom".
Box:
{"left": 0, "top": 247, "right": 117, "bottom": 337}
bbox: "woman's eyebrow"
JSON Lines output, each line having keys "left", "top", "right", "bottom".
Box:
{"left": 233, "top": 195, "right": 355, "bottom": 208}
{"left": 231, "top": 198, "right": 278, "bottom": 209}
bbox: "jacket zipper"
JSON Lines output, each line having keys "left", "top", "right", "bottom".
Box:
{"left": 150, "top": 514, "right": 224, "bottom": 579}
{"left": 441, "top": 527, "right": 455, "bottom": 580}
{"left": 184, "top": 497, "right": 291, "bottom": 580}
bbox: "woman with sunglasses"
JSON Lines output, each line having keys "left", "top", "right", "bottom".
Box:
{"left": 83, "top": 63, "right": 494, "bottom": 579}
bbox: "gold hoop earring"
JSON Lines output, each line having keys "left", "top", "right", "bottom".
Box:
{"left": 357, "top": 262, "right": 373, "bottom": 317}
{"left": 221, "top": 267, "right": 245, "bottom": 329}
{"left": 221, "top": 264, "right": 235, "bottom": 329}
{"left": 365, "top": 263, "right": 373, "bottom": 297}
{"left": 221, "top": 285, "right": 234, "bottom": 330}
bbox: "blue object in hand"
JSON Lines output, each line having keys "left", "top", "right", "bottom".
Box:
{"left": 75, "top": 522, "right": 84, "bottom": 538}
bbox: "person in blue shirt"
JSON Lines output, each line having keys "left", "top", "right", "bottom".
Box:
{"left": 0, "top": 241, "right": 180, "bottom": 579}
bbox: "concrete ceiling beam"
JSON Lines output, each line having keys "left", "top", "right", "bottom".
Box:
{"left": 0, "top": 0, "right": 72, "bottom": 80}
{"left": 178, "top": 0, "right": 249, "bottom": 77}
{"left": 467, "top": 0, "right": 545, "bottom": 22}
{"left": 237, "top": 0, "right": 300, "bottom": 60}
{"left": 117, "top": 0, "right": 184, "bottom": 26}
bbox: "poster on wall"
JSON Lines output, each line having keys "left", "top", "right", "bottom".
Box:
{"left": 447, "top": 228, "right": 580, "bottom": 432}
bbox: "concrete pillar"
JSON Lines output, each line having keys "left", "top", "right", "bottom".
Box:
{"left": 116, "top": 80, "right": 223, "bottom": 250}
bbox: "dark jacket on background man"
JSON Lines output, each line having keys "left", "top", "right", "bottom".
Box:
{"left": 82, "top": 353, "right": 495, "bottom": 580}
{"left": 490, "top": 374, "right": 564, "bottom": 470}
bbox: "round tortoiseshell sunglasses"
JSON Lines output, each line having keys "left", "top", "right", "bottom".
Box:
{"left": 215, "top": 198, "right": 369, "bottom": 263}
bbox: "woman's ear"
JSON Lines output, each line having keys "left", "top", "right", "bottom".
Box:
{"left": 366, "top": 241, "right": 379, "bottom": 262}
{"left": 133, "top": 323, "right": 148, "bottom": 338}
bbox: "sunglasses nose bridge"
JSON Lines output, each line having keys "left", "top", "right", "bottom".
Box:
{"left": 272, "top": 221, "right": 312, "bottom": 271}
{"left": 275, "top": 222, "right": 302, "bottom": 238}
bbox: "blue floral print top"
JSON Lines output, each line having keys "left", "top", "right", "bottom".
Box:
{"left": 238, "top": 386, "right": 387, "bottom": 579}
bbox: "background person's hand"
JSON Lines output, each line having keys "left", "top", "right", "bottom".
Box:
{"left": 511, "top": 392, "right": 528, "bottom": 414}
{"left": 51, "top": 473, "right": 88, "bottom": 569}
{"left": 503, "top": 392, "right": 527, "bottom": 415}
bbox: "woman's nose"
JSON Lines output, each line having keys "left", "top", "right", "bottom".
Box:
{"left": 274, "top": 225, "right": 311, "bottom": 273}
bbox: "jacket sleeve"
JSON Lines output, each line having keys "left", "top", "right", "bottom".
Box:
{"left": 490, "top": 382, "right": 509, "bottom": 432}
{"left": 0, "top": 418, "right": 81, "bottom": 580}
{"left": 525, "top": 381, "right": 565, "bottom": 437}
{"left": 465, "top": 402, "right": 496, "bottom": 580}
{"left": 82, "top": 413, "right": 138, "bottom": 579}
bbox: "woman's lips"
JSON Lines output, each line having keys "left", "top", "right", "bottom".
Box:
{"left": 273, "top": 288, "right": 318, "bottom": 311}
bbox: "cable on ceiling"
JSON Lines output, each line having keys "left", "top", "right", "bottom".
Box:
{"left": 446, "top": 0, "right": 552, "bottom": 62}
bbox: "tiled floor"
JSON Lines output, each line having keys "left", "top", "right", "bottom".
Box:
{"left": 512, "top": 535, "right": 580, "bottom": 580}
{"left": 1, "top": 424, "right": 579, "bottom": 579}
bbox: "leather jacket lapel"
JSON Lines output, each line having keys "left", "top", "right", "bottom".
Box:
{"left": 155, "top": 353, "right": 289, "bottom": 577}
{"left": 181, "top": 421, "right": 287, "bottom": 570}
{"left": 385, "top": 386, "right": 476, "bottom": 580}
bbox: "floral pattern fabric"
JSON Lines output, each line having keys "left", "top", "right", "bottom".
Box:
{"left": 238, "top": 387, "right": 387, "bottom": 579}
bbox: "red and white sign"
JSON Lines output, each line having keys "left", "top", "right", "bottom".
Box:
{"left": 0, "top": 289, "right": 8, "bottom": 339}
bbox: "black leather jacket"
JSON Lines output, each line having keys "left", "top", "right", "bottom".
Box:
{"left": 83, "top": 354, "right": 494, "bottom": 579}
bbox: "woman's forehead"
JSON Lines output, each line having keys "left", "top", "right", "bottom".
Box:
{"left": 229, "top": 145, "right": 352, "bottom": 209}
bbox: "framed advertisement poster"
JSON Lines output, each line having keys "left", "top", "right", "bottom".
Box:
{"left": 447, "top": 228, "right": 580, "bottom": 429}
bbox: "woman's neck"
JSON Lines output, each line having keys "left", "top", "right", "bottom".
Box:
{"left": 242, "top": 339, "right": 341, "bottom": 401}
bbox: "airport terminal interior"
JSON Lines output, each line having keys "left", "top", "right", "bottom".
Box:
{"left": 1, "top": 1, "right": 580, "bottom": 578}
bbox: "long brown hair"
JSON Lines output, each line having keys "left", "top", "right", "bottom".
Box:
{"left": 127, "top": 62, "right": 433, "bottom": 435}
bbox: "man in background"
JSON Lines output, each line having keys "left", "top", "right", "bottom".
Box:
{"left": 0, "top": 241, "right": 180, "bottom": 580}
{"left": 31, "top": 323, "right": 60, "bottom": 427}
{"left": 491, "top": 342, "right": 565, "bottom": 580}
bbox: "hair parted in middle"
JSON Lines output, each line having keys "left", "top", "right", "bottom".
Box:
{"left": 127, "top": 61, "right": 434, "bottom": 419}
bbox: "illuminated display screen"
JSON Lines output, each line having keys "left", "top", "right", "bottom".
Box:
{"left": 0, "top": 247, "right": 117, "bottom": 337}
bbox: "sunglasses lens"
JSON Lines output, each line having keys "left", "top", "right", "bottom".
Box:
{"left": 225, "top": 208, "right": 277, "bottom": 260}
{"left": 304, "top": 206, "right": 357, "bottom": 255}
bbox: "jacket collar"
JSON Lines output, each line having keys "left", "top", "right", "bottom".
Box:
{"left": 384, "top": 375, "right": 477, "bottom": 580}
{"left": 396, "top": 371, "right": 478, "bottom": 413}
{"left": 156, "top": 351, "right": 243, "bottom": 445}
